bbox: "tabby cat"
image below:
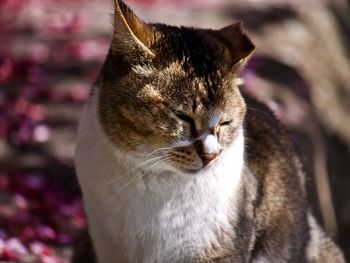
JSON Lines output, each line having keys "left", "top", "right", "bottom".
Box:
{"left": 74, "top": 0, "right": 345, "bottom": 262}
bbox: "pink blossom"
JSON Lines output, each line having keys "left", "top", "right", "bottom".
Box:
{"left": 0, "top": 57, "right": 13, "bottom": 82}
{"left": 67, "top": 40, "right": 109, "bottom": 61}
{"left": 33, "top": 124, "right": 51, "bottom": 143}
{"left": 0, "top": 239, "right": 4, "bottom": 258}
{"left": 35, "top": 225, "right": 57, "bottom": 241}
{"left": 40, "top": 254, "right": 64, "bottom": 263}
{"left": 3, "top": 238, "right": 29, "bottom": 261}
{"left": 30, "top": 242, "right": 54, "bottom": 256}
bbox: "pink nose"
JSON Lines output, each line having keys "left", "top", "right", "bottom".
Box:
{"left": 200, "top": 153, "right": 218, "bottom": 166}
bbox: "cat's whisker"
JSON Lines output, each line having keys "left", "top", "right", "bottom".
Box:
{"left": 125, "top": 157, "right": 173, "bottom": 188}
{"left": 142, "top": 157, "right": 173, "bottom": 177}
{"left": 141, "top": 157, "right": 172, "bottom": 176}
{"left": 109, "top": 154, "right": 171, "bottom": 185}
{"left": 120, "top": 157, "right": 172, "bottom": 189}
{"left": 144, "top": 147, "right": 172, "bottom": 160}
{"left": 142, "top": 159, "right": 174, "bottom": 187}
{"left": 246, "top": 106, "right": 270, "bottom": 116}
{"left": 146, "top": 159, "right": 173, "bottom": 186}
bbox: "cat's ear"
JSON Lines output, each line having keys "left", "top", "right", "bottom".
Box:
{"left": 112, "top": 0, "right": 155, "bottom": 60}
{"left": 218, "top": 22, "right": 255, "bottom": 68}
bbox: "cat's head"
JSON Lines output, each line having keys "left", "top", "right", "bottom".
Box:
{"left": 98, "top": 0, "right": 255, "bottom": 174}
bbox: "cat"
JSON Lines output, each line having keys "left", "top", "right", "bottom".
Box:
{"left": 74, "top": 0, "right": 346, "bottom": 262}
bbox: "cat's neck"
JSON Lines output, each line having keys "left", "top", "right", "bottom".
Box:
{"left": 76, "top": 94, "right": 246, "bottom": 263}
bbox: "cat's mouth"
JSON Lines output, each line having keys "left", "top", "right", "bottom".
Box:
{"left": 163, "top": 145, "right": 223, "bottom": 175}
{"left": 175, "top": 154, "right": 220, "bottom": 175}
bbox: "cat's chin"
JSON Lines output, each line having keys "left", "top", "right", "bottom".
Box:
{"left": 178, "top": 167, "right": 203, "bottom": 175}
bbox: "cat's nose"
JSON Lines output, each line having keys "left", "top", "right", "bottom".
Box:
{"left": 194, "top": 134, "right": 219, "bottom": 166}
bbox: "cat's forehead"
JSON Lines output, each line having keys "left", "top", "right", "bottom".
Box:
{"left": 133, "top": 26, "right": 235, "bottom": 108}
{"left": 152, "top": 25, "right": 233, "bottom": 77}
{"left": 132, "top": 61, "right": 235, "bottom": 114}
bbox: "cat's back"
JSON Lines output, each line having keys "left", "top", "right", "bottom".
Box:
{"left": 242, "top": 93, "right": 308, "bottom": 261}
{"left": 243, "top": 93, "right": 345, "bottom": 262}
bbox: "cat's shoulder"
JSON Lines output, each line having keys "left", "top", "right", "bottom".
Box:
{"left": 243, "top": 92, "right": 293, "bottom": 153}
{"left": 242, "top": 91, "right": 304, "bottom": 193}
{"left": 242, "top": 91, "right": 301, "bottom": 176}
{"left": 242, "top": 92, "right": 310, "bottom": 261}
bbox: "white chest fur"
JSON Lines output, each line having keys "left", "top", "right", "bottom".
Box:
{"left": 75, "top": 95, "right": 245, "bottom": 263}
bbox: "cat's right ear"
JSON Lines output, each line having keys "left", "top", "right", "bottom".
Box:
{"left": 112, "top": 0, "right": 155, "bottom": 61}
{"left": 218, "top": 22, "right": 255, "bottom": 69}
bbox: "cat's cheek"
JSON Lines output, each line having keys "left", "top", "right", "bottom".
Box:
{"left": 218, "top": 128, "right": 238, "bottom": 148}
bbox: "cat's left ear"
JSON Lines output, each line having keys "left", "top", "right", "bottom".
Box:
{"left": 112, "top": 0, "right": 155, "bottom": 60}
{"left": 218, "top": 22, "right": 255, "bottom": 68}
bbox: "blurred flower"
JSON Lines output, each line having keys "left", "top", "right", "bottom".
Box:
{"left": 0, "top": 0, "right": 113, "bottom": 261}
{"left": 67, "top": 39, "right": 109, "bottom": 61}
{"left": 0, "top": 172, "right": 85, "bottom": 261}
{"left": 35, "top": 225, "right": 57, "bottom": 242}
{"left": 0, "top": 56, "right": 13, "bottom": 82}
{"left": 3, "top": 238, "right": 29, "bottom": 261}
{"left": 33, "top": 124, "right": 51, "bottom": 143}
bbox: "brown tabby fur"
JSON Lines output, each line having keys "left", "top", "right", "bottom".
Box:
{"left": 73, "top": 0, "right": 345, "bottom": 262}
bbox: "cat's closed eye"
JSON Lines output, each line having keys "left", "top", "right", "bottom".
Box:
{"left": 175, "top": 113, "right": 195, "bottom": 126}
{"left": 220, "top": 120, "right": 233, "bottom": 126}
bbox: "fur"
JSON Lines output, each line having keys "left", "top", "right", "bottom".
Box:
{"left": 74, "top": 1, "right": 345, "bottom": 262}
{"left": 76, "top": 92, "right": 246, "bottom": 263}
